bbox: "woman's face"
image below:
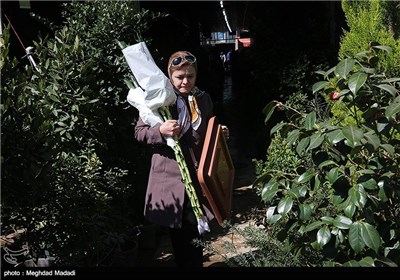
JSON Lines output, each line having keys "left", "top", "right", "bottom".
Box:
{"left": 170, "top": 64, "right": 196, "bottom": 96}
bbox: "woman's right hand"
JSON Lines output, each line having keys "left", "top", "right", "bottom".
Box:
{"left": 159, "top": 120, "right": 181, "bottom": 137}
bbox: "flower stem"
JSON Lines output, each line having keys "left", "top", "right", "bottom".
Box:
{"left": 158, "top": 106, "right": 207, "bottom": 226}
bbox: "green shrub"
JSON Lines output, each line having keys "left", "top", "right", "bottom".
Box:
{"left": 1, "top": 1, "right": 167, "bottom": 266}
{"left": 339, "top": 0, "right": 400, "bottom": 77}
{"left": 256, "top": 44, "right": 400, "bottom": 267}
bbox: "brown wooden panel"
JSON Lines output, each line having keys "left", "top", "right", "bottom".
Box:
{"left": 197, "top": 117, "right": 234, "bottom": 225}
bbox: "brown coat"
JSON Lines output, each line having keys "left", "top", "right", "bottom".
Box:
{"left": 134, "top": 89, "right": 215, "bottom": 229}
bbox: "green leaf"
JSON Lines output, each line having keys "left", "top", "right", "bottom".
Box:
{"left": 358, "top": 257, "right": 375, "bottom": 267}
{"left": 349, "top": 222, "right": 365, "bottom": 253}
{"left": 361, "top": 222, "right": 381, "bottom": 253}
{"left": 270, "top": 122, "right": 286, "bottom": 135}
{"left": 363, "top": 131, "right": 381, "bottom": 150}
{"left": 381, "top": 144, "right": 395, "bottom": 155}
{"left": 326, "top": 129, "right": 345, "bottom": 145}
{"left": 312, "top": 81, "right": 329, "bottom": 93}
{"left": 357, "top": 178, "right": 377, "bottom": 190}
{"left": 277, "top": 197, "right": 293, "bottom": 215}
{"left": 372, "top": 45, "right": 392, "bottom": 52}
{"left": 333, "top": 216, "right": 352, "bottom": 229}
{"left": 317, "top": 226, "right": 331, "bottom": 247}
{"left": 307, "top": 133, "right": 324, "bottom": 151}
{"left": 313, "top": 174, "right": 320, "bottom": 192}
{"left": 343, "top": 200, "right": 356, "bottom": 218}
{"left": 374, "top": 256, "right": 398, "bottom": 267}
{"left": 335, "top": 58, "right": 355, "bottom": 79}
{"left": 299, "top": 204, "right": 312, "bottom": 221}
{"left": 318, "top": 160, "right": 337, "bottom": 169}
{"left": 385, "top": 95, "right": 400, "bottom": 119}
{"left": 261, "top": 179, "right": 279, "bottom": 202}
{"left": 326, "top": 167, "right": 341, "bottom": 184}
{"left": 304, "top": 111, "right": 316, "bottom": 130}
{"left": 303, "top": 221, "right": 325, "bottom": 233}
{"left": 375, "top": 84, "right": 398, "bottom": 96}
{"left": 286, "top": 129, "right": 299, "bottom": 146}
{"left": 343, "top": 260, "right": 360, "bottom": 267}
{"left": 348, "top": 72, "right": 368, "bottom": 95}
{"left": 265, "top": 206, "right": 276, "bottom": 221}
{"left": 262, "top": 101, "right": 277, "bottom": 124}
{"left": 73, "top": 35, "right": 79, "bottom": 51}
{"left": 297, "top": 170, "right": 314, "bottom": 184}
{"left": 381, "top": 77, "right": 400, "bottom": 83}
{"left": 342, "top": 126, "right": 364, "bottom": 147}
{"left": 349, "top": 186, "right": 367, "bottom": 208}
{"left": 268, "top": 214, "right": 282, "bottom": 224}
{"left": 296, "top": 137, "right": 310, "bottom": 155}
{"left": 321, "top": 216, "right": 335, "bottom": 224}
{"left": 378, "top": 183, "right": 388, "bottom": 202}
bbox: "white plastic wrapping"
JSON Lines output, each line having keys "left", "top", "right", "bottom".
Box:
{"left": 122, "top": 42, "right": 176, "bottom": 111}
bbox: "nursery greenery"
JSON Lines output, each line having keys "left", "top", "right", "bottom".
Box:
{"left": 1, "top": 0, "right": 167, "bottom": 266}
{"left": 257, "top": 43, "right": 400, "bottom": 267}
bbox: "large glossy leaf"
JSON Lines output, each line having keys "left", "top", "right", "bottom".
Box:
{"left": 363, "top": 131, "right": 380, "bottom": 150}
{"left": 317, "top": 226, "right": 331, "bottom": 247}
{"left": 343, "top": 200, "right": 356, "bottom": 218}
{"left": 357, "top": 177, "right": 377, "bottom": 190}
{"left": 358, "top": 257, "right": 375, "bottom": 267}
{"left": 376, "top": 119, "right": 389, "bottom": 133}
{"left": 267, "top": 214, "right": 282, "bottom": 225}
{"left": 266, "top": 206, "right": 276, "bottom": 221}
{"left": 262, "top": 101, "right": 277, "bottom": 124}
{"left": 270, "top": 122, "right": 286, "bottom": 135}
{"left": 312, "top": 81, "right": 329, "bottom": 93}
{"left": 277, "top": 197, "right": 293, "bottom": 215}
{"left": 349, "top": 185, "right": 367, "bottom": 208}
{"left": 348, "top": 72, "right": 368, "bottom": 95}
{"left": 303, "top": 221, "right": 325, "bottom": 233}
{"left": 372, "top": 45, "right": 392, "bottom": 52}
{"left": 261, "top": 179, "right": 279, "bottom": 202}
{"left": 326, "top": 167, "right": 342, "bottom": 184}
{"left": 299, "top": 204, "right": 312, "bottom": 220}
{"left": 288, "top": 185, "right": 307, "bottom": 199}
{"left": 318, "top": 160, "right": 337, "bottom": 169}
{"left": 375, "top": 84, "right": 398, "bottom": 96}
{"left": 335, "top": 58, "right": 355, "bottom": 79}
{"left": 385, "top": 95, "right": 400, "bottom": 119}
{"left": 296, "top": 137, "right": 310, "bottom": 155}
{"left": 349, "top": 222, "right": 365, "bottom": 253}
{"left": 333, "top": 216, "right": 352, "bottom": 229}
{"left": 304, "top": 111, "right": 316, "bottom": 130}
{"left": 343, "top": 260, "right": 360, "bottom": 267}
{"left": 378, "top": 183, "right": 389, "bottom": 202}
{"left": 381, "top": 144, "right": 395, "bottom": 155}
{"left": 297, "top": 170, "right": 314, "bottom": 184}
{"left": 307, "top": 133, "right": 324, "bottom": 151}
{"left": 286, "top": 129, "right": 300, "bottom": 146}
{"left": 342, "top": 126, "right": 364, "bottom": 147}
{"left": 361, "top": 222, "right": 381, "bottom": 253}
{"left": 326, "top": 129, "right": 345, "bottom": 145}
{"left": 321, "top": 216, "right": 335, "bottom": 224}
{"left": 381, "top": 77, "right": 400, "bottom": 83}
{"left": 374, "top": 256, "right": 399, "bottom": 267}
{"left": 312, "top": 174, "right": 320, "bottom": 192}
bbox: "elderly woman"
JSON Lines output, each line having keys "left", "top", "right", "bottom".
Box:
{"left": 134, "top": 51, "right": 229, "bottom": 267}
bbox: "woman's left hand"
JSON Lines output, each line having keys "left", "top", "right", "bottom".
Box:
{"left": 221, "top": 125, "right": 230, "bottom": 140}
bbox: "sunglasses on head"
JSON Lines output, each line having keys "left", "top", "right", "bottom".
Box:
{"left": 170, "top": 54, "right": 196, "bottom": 66}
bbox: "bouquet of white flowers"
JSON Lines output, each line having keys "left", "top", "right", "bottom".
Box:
{"left": 119, "top": 41, "right": 210, "bottom": 234}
